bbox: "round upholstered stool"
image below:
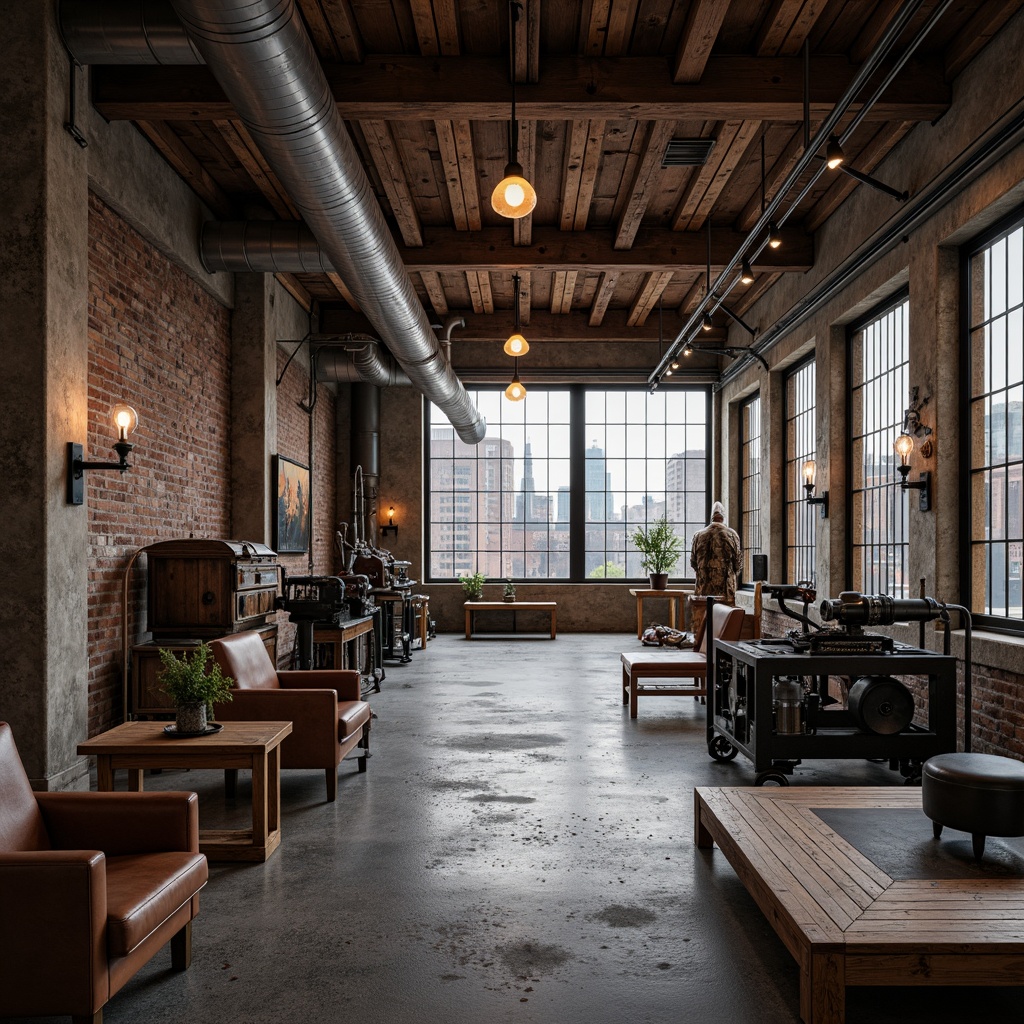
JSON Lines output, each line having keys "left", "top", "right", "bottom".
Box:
{"left": 922, "top": 752, "right": 1024, "bottom": 861}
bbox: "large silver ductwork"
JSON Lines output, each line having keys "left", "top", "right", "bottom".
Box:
{"left": 202, "top": 221, "right": 335, "bottom": 275}
{"left": 316, "top": 337, "right": 412, "bottom": 388}
{"left": 58, "top": 0, "right": 205, "bottom": 64}
{"left": 60, "top": 0, "right": 485, "bottom": 445}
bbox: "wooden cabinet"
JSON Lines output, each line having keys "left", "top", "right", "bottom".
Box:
{"left": 130, "top": 624, "right": 278, "bottom": 718}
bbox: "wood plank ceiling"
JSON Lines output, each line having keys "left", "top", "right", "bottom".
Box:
{"left": 91, "top": 0, "right": 1019, "bottom": 354}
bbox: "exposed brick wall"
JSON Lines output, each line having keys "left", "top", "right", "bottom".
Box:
{"left": 273, "top": 347, "right": 337, "bottom": 667}
{"left": 86, "top": 192, "right": 232, "bottom": 735}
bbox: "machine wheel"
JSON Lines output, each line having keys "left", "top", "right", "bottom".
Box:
{"left": 756, "top": 772, "right": 790, "bottom": 787}
{"left": 708, "top": 736, "right": 738, "bottom": 762}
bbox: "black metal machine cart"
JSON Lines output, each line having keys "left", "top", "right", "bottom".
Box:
{"left": 707, "top": 637, "right": 958, "bottom": 785}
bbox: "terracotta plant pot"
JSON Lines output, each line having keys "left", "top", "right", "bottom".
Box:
{"left": 649, "top": 573, "right": 669, "bottom": 590}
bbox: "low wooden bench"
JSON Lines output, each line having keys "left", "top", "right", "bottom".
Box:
{"left": 620, "top": 649, "right": 705, "bottom": 718}
{"left": 464, "top": 601, "right": 557, "bottom": 639}
{"left": 695, "top": 786, "right": 1024, "bottom": 1023}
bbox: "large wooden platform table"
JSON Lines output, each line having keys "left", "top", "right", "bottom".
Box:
{"left": 695, "top": 786, "right": 1024, "bottom": 1024}
{"left": 464, "top": 600, "right": 557, "bottom": 639}
{"left": 78, "top": 720, "right": 292, "bottom": 863}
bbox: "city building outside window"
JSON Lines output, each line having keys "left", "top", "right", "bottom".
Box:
{"left": 785, "top": 359, "right": 817, "bottom": 586}
{"left": 740, "top": 393, "right": 762, "bottom": 585}
{"left": 965, "top": 211, "right": 1024, "bottom": 631}
{"left": 849, "top": 291, "right": 910, "bottom": 598}
{"left": 426, "top": 386, "right": 709, "bottom": 582}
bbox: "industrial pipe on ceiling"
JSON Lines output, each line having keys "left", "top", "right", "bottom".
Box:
{"left": 59, "top": 0, "right": 486, "bottom": 445}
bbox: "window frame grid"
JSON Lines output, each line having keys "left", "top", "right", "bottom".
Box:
{"left": 846, "top": 288, "right": 910, "bottom": 599}
{"left": 784, "top": 357, "right": 817, "bottom": 586}
{"left": 424, "top": 384, "right": 711, "bottom": 584}
{"left": 740, "top": 392, "right": 762, "bottom": 586}
{"left": 961, "top": 206, "right": 1024, "bottom": 633}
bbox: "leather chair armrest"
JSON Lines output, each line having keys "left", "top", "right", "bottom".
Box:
{"left": 0, "top": 850, "right": 107, "bottom": 1013}
{"left": 217, "top": 688, "right": 338, "bottom": 749}
{"left": 37, "top": 791, "right": 200, "bottom": 855}
{"left": 278, "top": 669, "right": 362, "bottom": 701}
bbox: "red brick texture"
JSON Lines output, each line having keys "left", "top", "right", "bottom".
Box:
{"left": 85, "top": 193, "right": 336, "bottom": 733}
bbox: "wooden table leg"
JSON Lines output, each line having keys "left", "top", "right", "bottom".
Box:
{"left": 804, "top": 950, "right": 845, "bottom": 1024}
{"left": 127, "top": 768, "right": 144, "bottom": 792}
{"left": 669, "top": 596, "right": 677, "bottom": 630}
{"left": 465, "top": 606, "right": 472, "bottom": 639}
{"left": 550, "top": 608, "right": 556, "bottom": 639}
{"left": 96, "top": 756, "right": 114, "bottom": 792}
{"left": 694, "top": 790, "right": 715, "bottom": 849}
{"left": 251, "top": 751, "right": 269, "bottom": 854}
{"left": 268, "top": 745, "right": 281, "bottom": 836}
{"left": 630, "top": 670, "right": 639, "bottom": 719}
{"left": 622, "top": 665, "right": 629, "bottom": 704}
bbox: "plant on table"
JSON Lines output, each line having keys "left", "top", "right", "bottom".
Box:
{"left": 630, "top": 517, "right": 683, "bottom": 590}
{"left": 159, "top": 642, "right": 233, "bottom": 734}
{"left": 459, "top": 571, "right": 487, "bottom": 601}
{"left": 503, "top": 578, "right": 517, "bottom": 602}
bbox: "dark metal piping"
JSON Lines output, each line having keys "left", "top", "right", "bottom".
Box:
{"left": 58, "top": 0, "right": 204, "bottom": 64}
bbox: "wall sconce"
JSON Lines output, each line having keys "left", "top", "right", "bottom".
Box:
{"left": 801, "top": 460, "right": 829, "bottom": 518}
{"left": 381, "top": 505, "right": 398, "bottom": 538}
{"left": 66, "top": 403, "right": 138, "bottom": 505}
{"left": 893, "top": 388, "right": 932, "bottom": 511}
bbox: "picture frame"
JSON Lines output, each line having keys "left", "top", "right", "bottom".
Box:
{"left": 273, "top": 455, "right": 311, "bottom": 554}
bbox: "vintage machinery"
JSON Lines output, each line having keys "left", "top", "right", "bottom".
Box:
{"left": 706, "top": 588, "right": 962, "bottom": 785}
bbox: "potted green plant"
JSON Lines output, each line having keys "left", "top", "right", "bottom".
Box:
{"left": 503, "top": 578, "right": 517, "bottom": 602}
{"left": 159, "top": 642, "right": 234, "bottom": 734}
{"left": 631, "top": 517, "right": 683, "bottom": 590}
{"left": 459, "top": 571, "right": 486, "bottom": 601}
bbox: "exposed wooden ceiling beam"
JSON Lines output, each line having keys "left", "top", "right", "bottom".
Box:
{"left": 550, "top": 271, "right": 579, "bottom": 314}
{"left": 419, "top": 270, "right": 449, "bottom": 316}
{"left": 513, "top": 119, "right": 536, "bottom": 246}
{"left": 321, "top": 308, "right": 729, "bottom": 344}
{"left": 135, "top": 120, "right": 233, "bottom": 216}
{"left": 327, "top": 271, "right": 360, "bottom": 310}
{"left": 517, "top": 271, "right": 532, "bottom": 327}
{"left": 736, "top": 122, "right": 818, "bottom": 232}
{"left": 466, "top": 270, "right": 495, "bottom": 315}
{"left": 296, "top": 0, "right": 364, "bottom": 62}
{"left": 358, "top": 120, "right": 423, "bottom": 246}
{"left": 589, "top": 270, "right": 620, "bottom": 327}
{"left": 435, "top": 119, "right": 481, "bottom": 231}
{"left": 756, "top": 0, "right": 829, "bottom": 58}
{"left": 215, "top": 120, "right": 299, "bottom": 219}
{"left": 275, "top": 272, "right": 313, "bottom": 312}
{"left": 93, "top": 55, "right": 949, "bottom": 122}
{"left": 614, "top": 120, "right": 677, "bottom": 250}
{"left": 560, "top": 120, "right": 605, "bottom": 231}
{"left": 410, "top": 0, "right": 460, "bottom": 56}
{"left": 672, "top": 0, "right": 731, "bottom": 82}
{"left": 627, "top": 271, "right": 674, "bottom": 328}
{"left": 944, "top": 0, "right": 1022, "bottom": 81}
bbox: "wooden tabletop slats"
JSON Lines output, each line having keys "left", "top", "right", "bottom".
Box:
{"left": 695, "top": 786, "right": 1024, "bottom": 1023}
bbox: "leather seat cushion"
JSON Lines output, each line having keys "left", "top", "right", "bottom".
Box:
{"left": 922, "top": 753, "right": 1024, "bottom": 838}
{"left": 105, "top": 852, "right": 208, "bottom": 957}
{"left": 338, "top": 701, "right": 371, "bottom": 740}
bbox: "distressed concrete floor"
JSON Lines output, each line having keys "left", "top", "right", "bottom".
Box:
{"left": 11, "top": 633, "right": 1021, "bottom": 1024}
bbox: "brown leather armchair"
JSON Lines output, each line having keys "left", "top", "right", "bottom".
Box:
{"left": 0, "top": 722, "right": 207, "bottom": 1024}
{"left": 209, "top": 630, "right": 371, "bottom": 802}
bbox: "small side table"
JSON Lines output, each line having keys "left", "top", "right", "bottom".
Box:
{"left": 629, "top": 588, "right": 691, "bottom": 639}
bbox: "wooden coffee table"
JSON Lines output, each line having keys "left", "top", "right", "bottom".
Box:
{"left": 78, "top": 720, "right": 293, "bottom": 862}
{"left": 464, "top": 600, "right": 557, "bottom": 639}
{"left": 695, "top": 786, "right": 1024, "bottom": 1023}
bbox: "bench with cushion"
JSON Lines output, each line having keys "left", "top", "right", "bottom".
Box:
{"left": 0, "top": 721, "right": 207, "bottom": 1024}
{"left": 621, "top": 603, "right": 745, "bottom": 718}
{"left": 210, "top": 629, "right": 371, "bottom": 802}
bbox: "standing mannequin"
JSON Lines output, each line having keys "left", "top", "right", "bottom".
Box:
{"left": 690, "top": 501, "right": 742, "bottom": 605}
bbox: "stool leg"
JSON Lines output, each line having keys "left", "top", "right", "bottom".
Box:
{"left": 972, "top": 833, "right": 986, "bottom": 861}
{"left": 932, "top": 821, "right": 943, "bottom": 839}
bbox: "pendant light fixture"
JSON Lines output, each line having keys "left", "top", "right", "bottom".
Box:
{"left": 761, "top": 130, "right": 782, "bottom": 250}
{"left": 503, "top": 273, "right": 530, "bottom": 355}
{"left": 505, "top": 357, "right": 526, "bottom": 401}
{"left": 491, "top": 1, "right": 537, "bottom": 220}
{"left": 701, "top": 221, "right": 715, "bottom": 330}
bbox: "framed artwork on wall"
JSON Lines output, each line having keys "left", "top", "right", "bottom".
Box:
{"left": 273, "top": 455, "right": 311, "bottom": 554}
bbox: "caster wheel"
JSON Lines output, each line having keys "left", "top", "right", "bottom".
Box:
{"left": 756, "top": 772, "right": 789, "bottom": 786}
{"left": 708, "top": 736, "right": 738, "bottom": 762}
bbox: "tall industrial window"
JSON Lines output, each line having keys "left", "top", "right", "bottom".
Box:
{"left": 965, "top": 213, "right": 1024, "bottom": 630}
{"left": 426, "top": 386, "right": 709, "bottom": 582}
{"left": 849, "top": 292, "right": 909, "bottom": 598}
{"left": 785, "top": 359, "right": 817, "bottom": 585}
{"left": 740, "top": 393, "right": 761, "bottom": 583}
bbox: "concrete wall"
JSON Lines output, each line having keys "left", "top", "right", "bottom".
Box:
{"left": 715, "top": 7, "right": 1024, "bottom": 757}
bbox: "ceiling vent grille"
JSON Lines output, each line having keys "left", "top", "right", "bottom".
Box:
{"left": 662, "top": 138, "right": 716, "bottom": 167}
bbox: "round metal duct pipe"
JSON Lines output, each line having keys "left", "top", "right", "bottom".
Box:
{"left": 316, "top": 339, "right": 412, "bottom": 388}
{"left": 58, "top": 0, "right": 204, "bottom": 64}
{"left": 168, "top": 0, "right": 484, "bottom": 445}
{"left": 201, "top": 221, "right": 334, "bottom": 275}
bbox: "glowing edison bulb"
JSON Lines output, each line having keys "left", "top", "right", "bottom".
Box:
{"left": 112, "top": 404, "right": 139, "bottom": 441}
{"left": 505, "top": 375, "right": 526, "bottom": 402}
{"left": 491, "top": 163, "right": 537, "bottom": 219}
{"left": 894, "top": 433, "right": 914, "bottom": 465}
{"left": 503, "top": 333, "right": 530, "bottom": 357}
{"left": 802, "top": 460, "right": 816, "bottom": 487}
